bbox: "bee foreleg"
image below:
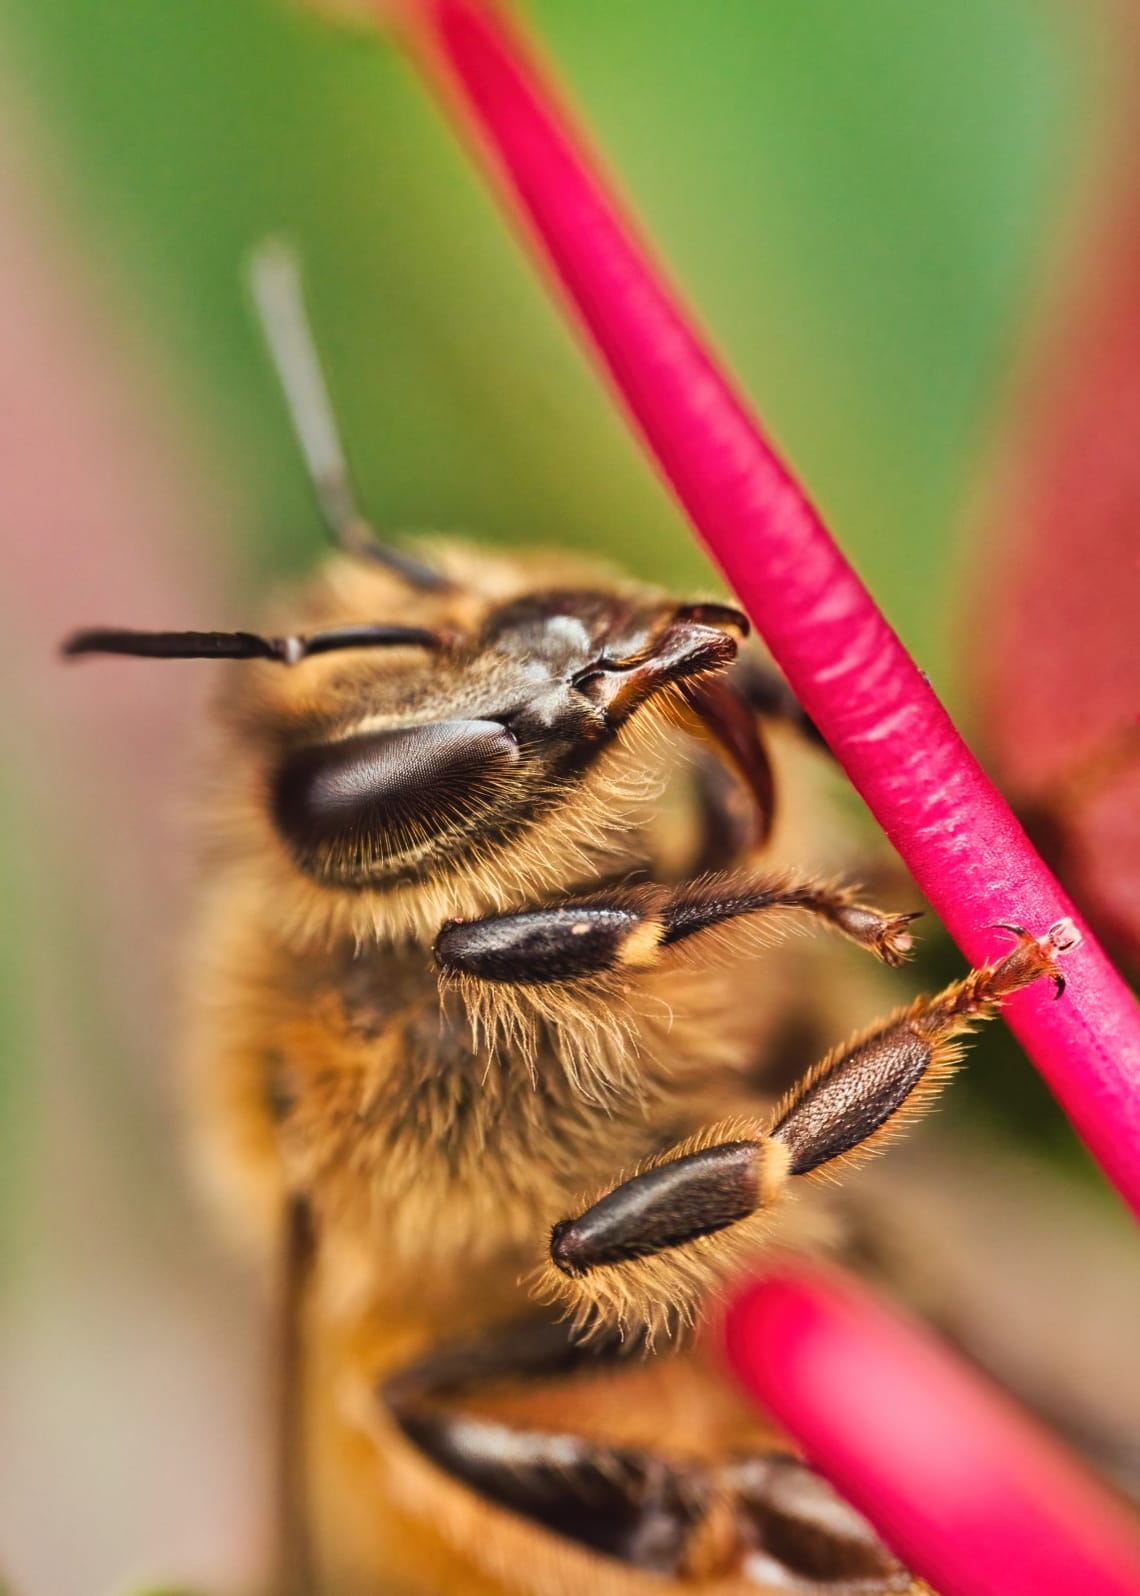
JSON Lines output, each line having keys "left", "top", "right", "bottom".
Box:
{"left": 681, "top": 656, "right": 830, "bottom": 848}
{"left": 435, "top": 870, "right": 920, "bottom": 987}
{"left": 542, "top": 922, "right": 1077, "bottom": 1337}
{"left": 726, "top": 655, "right": 828, "bottom": 750}
{"left": 686, "top": 748, "right": 760, "bottom": 872}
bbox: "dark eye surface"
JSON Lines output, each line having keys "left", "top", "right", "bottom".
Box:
{"left": 272, "top": 719, "right": 520, "bottom": 880}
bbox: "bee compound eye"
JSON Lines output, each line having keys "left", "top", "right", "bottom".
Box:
{"left": 271, "top": 719, "right": 520, "bottom": 872}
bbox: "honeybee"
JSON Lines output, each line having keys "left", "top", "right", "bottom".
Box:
{"left": 64, "top": 244, "right": 1073, "bottom": 1596}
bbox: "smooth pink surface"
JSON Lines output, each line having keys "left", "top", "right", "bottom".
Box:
{"left": 726, "top": 1269, "right": 1140, "bottom": 1596}
{"left": 402, "top": 0, "right": 1140, "bottom": 1216}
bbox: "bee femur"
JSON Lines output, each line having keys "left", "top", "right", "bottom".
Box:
{"left": 60, "top": 623, "right": 448, "bottom": 665}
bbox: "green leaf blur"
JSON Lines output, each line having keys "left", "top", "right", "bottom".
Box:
{"left": 4, "top": 0, "right": 1076, "bottom": 677}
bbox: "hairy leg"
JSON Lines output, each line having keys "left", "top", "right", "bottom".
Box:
{"left": 436, "top": 869, "right": 919, "bottom": 986}
{"left": 540, "top": 922, "right": 1078, "bottom": 1338}
{"left": 435, "top": 868, "right": 920, "bottom": 1106}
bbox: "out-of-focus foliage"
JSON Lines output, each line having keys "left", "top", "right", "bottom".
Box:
{"left": 3, "top": 0, "right": 1077, "bottom": 669}
{"left": 973, "top": 11, "right": 1140, "bottom": 971}
{"left": 0, "top": 786, "right": 31, "bottom": 1286}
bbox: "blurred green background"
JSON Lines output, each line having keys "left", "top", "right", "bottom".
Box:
{"left": 1, "top": 2, "right": 1129, "bottom": 1593}
{"left": 4, "top": 0, "right": 1078, "bottom": 627}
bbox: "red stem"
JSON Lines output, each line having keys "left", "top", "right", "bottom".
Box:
{"left": 726, "top": 1267, "right": 1140, "bottom": 1596}
{"left": 393, "top": 0, "right": 1140, "bottom": 1216}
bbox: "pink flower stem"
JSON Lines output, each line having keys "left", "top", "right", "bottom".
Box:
{"left": 393, "top": 0, "right": 1140, "bottom": 1215}
{"left": 726, "top": 1267, "right": 1140, "bottom": 1596}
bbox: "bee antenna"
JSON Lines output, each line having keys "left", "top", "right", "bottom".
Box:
{"left": 247, "top": 238, "right": 452, "bottom": 593}
{"left": 61, "top": 623, "right": 449, "bottom": 665}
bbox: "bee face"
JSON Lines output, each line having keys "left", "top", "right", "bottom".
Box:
{"left": 267, "top": 587, "right": 745, "bottom": 888}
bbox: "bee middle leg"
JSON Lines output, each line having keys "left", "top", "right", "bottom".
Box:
{"left": 542, "top": 922, "right": 1076, "bottom": 1336}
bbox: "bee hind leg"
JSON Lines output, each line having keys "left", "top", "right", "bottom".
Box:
{"left": 381, "top": 1319, "right": 916, "bottom": 1589}
{"left": 541, "top": 923, "right": 1077, "bottom": 1336}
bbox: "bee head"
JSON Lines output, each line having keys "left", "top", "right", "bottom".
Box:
{"left": 265, "top": 586, "right": 746, "bottom": 891}
{"left": 63, "top": 549, "right": 748, "bottom": 928}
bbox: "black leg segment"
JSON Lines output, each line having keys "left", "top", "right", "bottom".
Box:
{"left": 436, "top": 870, "right": 920, "bottom": 986}
{"left": 382, "top": 1319, "right": 913, "bottom": 1587}
{"left": 550, "top": 1141, "right": 765, "bottom": 1277}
